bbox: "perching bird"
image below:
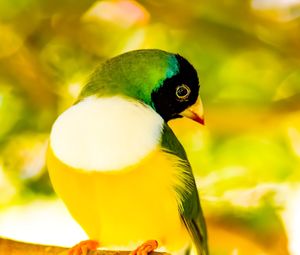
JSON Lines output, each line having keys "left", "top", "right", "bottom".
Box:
{"left": 47, "top": 49, "right": 209, "bottom": 255}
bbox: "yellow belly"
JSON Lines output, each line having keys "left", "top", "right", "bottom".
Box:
{"left": 47, "top": 146, "right": 190, "bottom": 252}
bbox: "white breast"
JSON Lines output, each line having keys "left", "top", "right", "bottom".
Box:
{"left": 50, "top": 96, "right": 164, "bottom": 171}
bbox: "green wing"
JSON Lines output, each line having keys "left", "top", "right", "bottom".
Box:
{"left": 161, "top": 123, "right": 209, "bottom": 255}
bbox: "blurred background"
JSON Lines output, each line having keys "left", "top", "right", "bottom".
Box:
{"left": 0, "top": 0, "right": 300, "bottom": 254}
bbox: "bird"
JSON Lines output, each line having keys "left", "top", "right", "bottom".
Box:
{"left": 46, "top": 49, "right": 209, "bottom": 255}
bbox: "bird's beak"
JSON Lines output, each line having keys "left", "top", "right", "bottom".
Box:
{"left": 180, "top": 97, "right": 205, "bottom": 125}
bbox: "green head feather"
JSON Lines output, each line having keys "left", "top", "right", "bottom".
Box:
{"left": 79, "top": 49, "right": 180, "bottom": 106}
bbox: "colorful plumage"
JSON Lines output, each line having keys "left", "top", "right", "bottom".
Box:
{"left": 47, "top": 49, "right": 209, "bottom": 255}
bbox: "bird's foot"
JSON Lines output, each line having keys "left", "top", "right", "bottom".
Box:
{"left": 129, "top": 240, "right": 158, "bottom": 255}
{"left": 67, "top": 240, "right": 99, "bottom": 255}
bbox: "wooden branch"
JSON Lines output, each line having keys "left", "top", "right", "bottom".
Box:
{"left": 0, "top": 237, "right": 167, "bottom": 255}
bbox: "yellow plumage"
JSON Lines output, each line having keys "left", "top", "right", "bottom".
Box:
{"left": 47, "top": 146, "right": 190, "bottom": 252}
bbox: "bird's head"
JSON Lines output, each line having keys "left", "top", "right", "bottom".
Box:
{"left": 79, "top": 49, "right": 204, "bottom": 124}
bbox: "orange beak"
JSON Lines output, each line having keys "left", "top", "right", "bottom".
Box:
{"left": 180, "top": 97, "right": 204, "bottom": 125}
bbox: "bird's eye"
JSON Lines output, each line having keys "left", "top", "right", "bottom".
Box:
{"left": 176, "top": 84, "right": 191, "bottom": 100}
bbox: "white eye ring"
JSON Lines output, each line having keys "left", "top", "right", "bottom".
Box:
{"left": 176, "top": 84, "right": 191, "bottom": 100}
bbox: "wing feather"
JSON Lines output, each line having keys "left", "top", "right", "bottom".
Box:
{"left": 161, "top": 124, "right": 209, "bottom": 255}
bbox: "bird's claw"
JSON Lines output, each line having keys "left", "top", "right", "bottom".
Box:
{"left": 67, "top": 240, "right": 99, "bottom": 255}
{"left": 129, "top": 240, "right": 158, "bottom": 255}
